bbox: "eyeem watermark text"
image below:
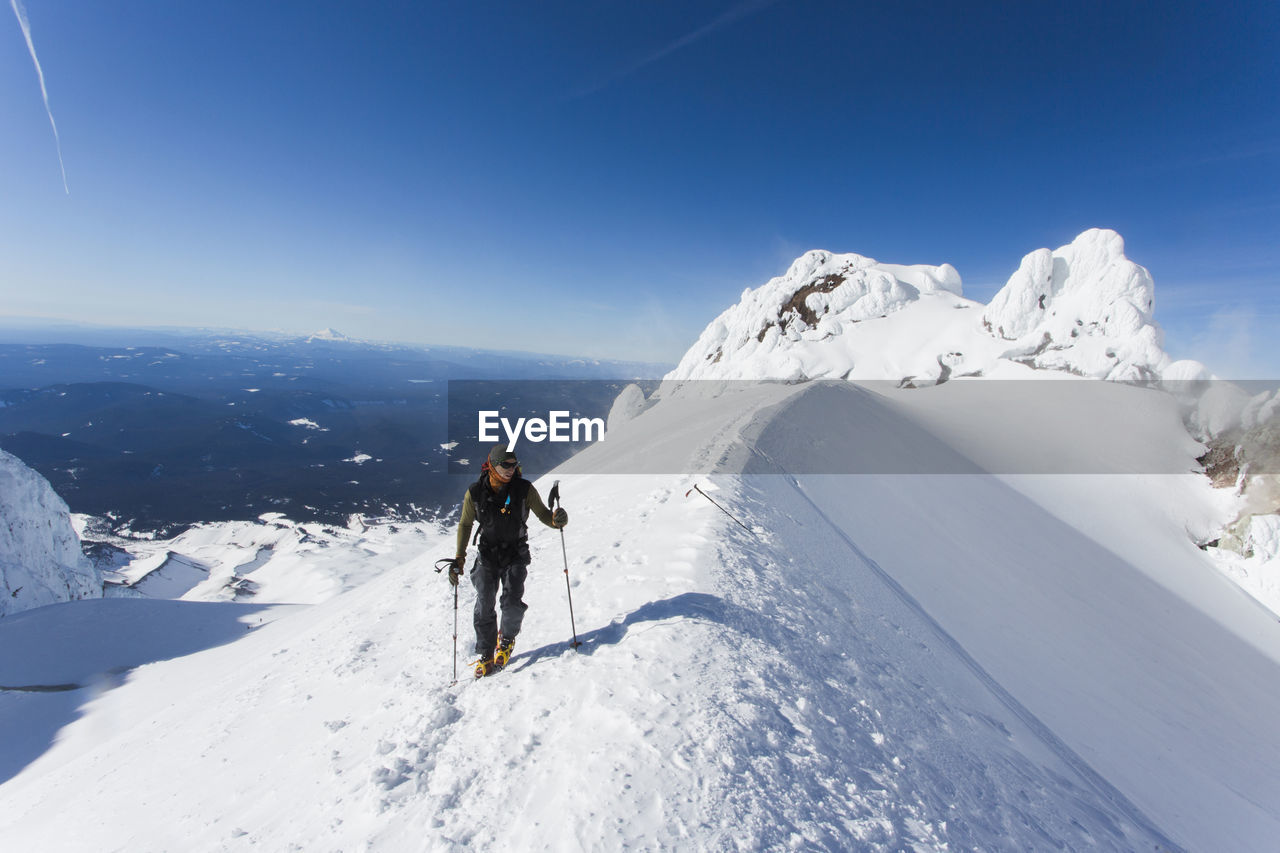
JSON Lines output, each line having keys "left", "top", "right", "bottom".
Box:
{"left": 478, "top": 410, "right": 605, "bottom": 451}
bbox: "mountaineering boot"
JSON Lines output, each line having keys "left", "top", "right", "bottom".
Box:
{"left": 495, "top": 636, "right": 516, "bottom": 669}
{"left": 473, "top": 653, "right": 497, "bottom": 679}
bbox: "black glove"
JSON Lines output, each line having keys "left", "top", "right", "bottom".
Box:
{"left": 448, "top": 556, "right": 465, "bottom": 586}
{"left": 552, "top": 507, "right": 568, "bottom": 528}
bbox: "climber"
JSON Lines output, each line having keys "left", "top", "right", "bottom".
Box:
{"left": 446, "top": 444, "right": 567, "bottom": 676}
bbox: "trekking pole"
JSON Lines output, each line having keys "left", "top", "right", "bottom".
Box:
{"left": 434, "top": 559, "right": 460, "bottom": 684}
{"left": 548, "top": 481, "right": 581, "bottom": 649}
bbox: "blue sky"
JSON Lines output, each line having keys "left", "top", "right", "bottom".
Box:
{"left": 2, "top": 1, "right": 1277, "bottom": 373}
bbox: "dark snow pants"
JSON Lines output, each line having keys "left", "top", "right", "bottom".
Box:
{"left": 470, "top": 555, "right": 529, "bottom": 655}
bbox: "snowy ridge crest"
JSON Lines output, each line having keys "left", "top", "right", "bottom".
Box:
{"left": 669, "top": 228, "right": 1187, "bottom": 385}
{"left": 0, "top": 449, "right": 101, "bottom": 618}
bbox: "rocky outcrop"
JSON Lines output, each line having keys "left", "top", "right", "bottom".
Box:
{"left": 0, "top": 448, "right": 101, "bottom": 618}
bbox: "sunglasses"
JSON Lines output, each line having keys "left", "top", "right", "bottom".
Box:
{"left": 496, "top": 459, "right": 517, "bottom": 470}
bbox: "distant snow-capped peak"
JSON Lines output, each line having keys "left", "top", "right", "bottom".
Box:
{"left": 307, "top": 328, "right": 351, "bottom": 343}
{"left": 668, "top": 228, "right": 1187, "bottom": 385}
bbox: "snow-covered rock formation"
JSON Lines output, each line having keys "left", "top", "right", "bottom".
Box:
{"left": 0, "top": 449, "right": 100, "bottom": 618}
{"left": 983, "top": 229, "right": 1167, "bottom": 380}
{"left": 605, "top": 382, "right": 651, "bottom": 432}
{"left": 669, "top": 228, "right": 1189, "bottom": 385}
{"left": 669, "top": 248, "right": 965, "bottom": 382}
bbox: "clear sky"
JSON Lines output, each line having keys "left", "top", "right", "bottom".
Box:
{"left": 2, "top": 1, "right": 1278, "bottom": 374}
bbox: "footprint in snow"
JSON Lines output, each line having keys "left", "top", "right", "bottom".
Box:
{"left": 370, "top": 693, "right": 463, "bottom": 803}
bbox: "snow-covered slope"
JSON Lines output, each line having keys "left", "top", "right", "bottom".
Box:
{"left": 4, "top": 377, "right": 1280, "bottom": 850}
{"left": 96, "top": 513, "right": 418, "bottom": 604}
{"left": 0, "top": 449, "right": 99, "bottom": 618}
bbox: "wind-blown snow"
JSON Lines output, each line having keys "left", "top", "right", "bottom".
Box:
{"left": 0, "top": 449, "right": 99, "bottom": 618}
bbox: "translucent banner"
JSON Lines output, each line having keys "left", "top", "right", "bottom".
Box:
{"left": 446, "top": 379, "right": 1280, "bottom": 476}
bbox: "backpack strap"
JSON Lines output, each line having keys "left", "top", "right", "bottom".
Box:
{"left": 469, "top": 472, "right": 486, "bottom": 546}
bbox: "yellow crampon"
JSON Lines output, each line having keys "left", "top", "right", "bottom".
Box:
{"left": 495, "top": 637, "right": 515, "bottom": 668}
{"left": 474, "top": 638, "right": 515, "bottom": 679}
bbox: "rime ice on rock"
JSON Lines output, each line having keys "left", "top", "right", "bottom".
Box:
{"left": 983, "top": 229, "right": 1167, "bottom": 380}
{"left": 668, "top": 228, "right": 1192, "bottom": 385}
{"left": 607, "top": 383, "right": 650, "bottom": 432}
{"left": 0, "top": 449, "right": 101, "bottom": 618}
{"left": 669, "top": 250, "right": 963, "bottom": 382}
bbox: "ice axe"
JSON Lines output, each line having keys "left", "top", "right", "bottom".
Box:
{"left": 685, "top": 483, "right": 756, "bottom": 536}
{"left": 548, "top": 480, "right": 580, "bottom": 649}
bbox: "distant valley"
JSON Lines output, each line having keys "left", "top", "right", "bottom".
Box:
{"left": 0, "top": 326, "right": 664, "bottom": 534}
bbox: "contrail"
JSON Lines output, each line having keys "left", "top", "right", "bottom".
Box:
{"left": 10, "top": 0, "right": 69, "bottom": 194}
{"left": 632, "top": 0, "right": 780, "bottom": 74}
{"left": 565, "top": 0, "right": 782, "bottom": 101}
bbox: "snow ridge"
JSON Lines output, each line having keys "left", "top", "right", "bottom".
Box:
{"left": 780, "top": 473, "right": 1175, "bottom": 847}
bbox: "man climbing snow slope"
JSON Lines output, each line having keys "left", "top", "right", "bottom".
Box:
{"left": 447, "top": 444, "right": 568, "bottom": 677}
